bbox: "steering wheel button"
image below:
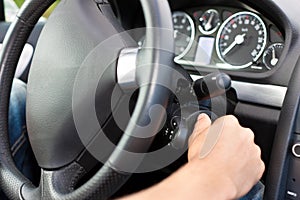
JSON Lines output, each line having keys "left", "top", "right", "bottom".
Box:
{"left": 292, "top": 143, "right": 300, "bottom": 158}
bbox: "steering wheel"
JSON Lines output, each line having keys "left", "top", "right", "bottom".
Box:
{"left": 0, "top": 0, "right": 179, "bottom": 199}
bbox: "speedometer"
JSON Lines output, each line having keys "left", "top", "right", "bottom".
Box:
{"left": 216, "top": 11, "right": 267, "bottom": 68}
{"left": 172, "top": 12, "right": 195, "bottom": 60}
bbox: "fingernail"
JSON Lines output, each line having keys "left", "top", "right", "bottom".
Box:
{"left": 198, "top": 113, "right": 207, "bottom": 121}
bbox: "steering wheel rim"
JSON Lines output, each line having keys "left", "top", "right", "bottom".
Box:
{"left": 0, "top": 0, "right": 175, "bottom": 199}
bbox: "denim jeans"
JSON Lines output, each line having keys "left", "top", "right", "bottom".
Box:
{"left": 0, "top": 79, "right": 39, "bottom": 199}
{"left": 240, "top": 182, "right": 264, "bottom": 200}
{"left": 9, "top": 79, "right": 40, "bottom": 181}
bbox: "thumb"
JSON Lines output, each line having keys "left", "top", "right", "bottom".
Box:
{"left": 188, "top": 113, "right": 211, "bottom": 149}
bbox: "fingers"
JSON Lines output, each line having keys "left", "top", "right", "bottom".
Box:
{"left": 188, "top": 113, "right": 211, "bottom": 147}
{"left": 187, "top": 114, "right": 265, "bottom": 199}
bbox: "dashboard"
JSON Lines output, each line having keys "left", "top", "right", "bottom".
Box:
{"left": 112, "top": 0, "right": 294, "bottom": 110}
{"left": 109, "top": 0, "right": 300, "bottom": 116}
{"left": 23, "top": 0, "right": 300, "bottom": 199}
{"left": 172, "top": 7, "right": 284, "bottom": 73}
{"left": 113, "top": 0, "right": 296, "bottom": 85}
{"left": 110, "top": 0, "right": 296, "bottom": 182}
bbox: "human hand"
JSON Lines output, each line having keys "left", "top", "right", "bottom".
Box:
{"left": 187, "top": 114, "right": 265, "bottom": 199}
{"left": 119, "top": 114, "right": 264, "bottom": 200}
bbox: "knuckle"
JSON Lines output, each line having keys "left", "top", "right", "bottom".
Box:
{"left": 257, "top": 144, "right": 262, "bottom": 153}
{"left": 216, "top": 115, "right": 239, "bottom": 130}
{"left": 247, "top": 128, "right": 255, "bottom": 141}
{"left": 260, "top": 161, "right": 266, "bottom": 174}
{"left": 225, "top": 115, "right": 239, "bottom": 124}
{"left": 257, "top": 160, "right": 265, "bottom": 179}
{"left": 243, "top": 127, "right": 253, "bottom": 134}
{"left": 254, "top": 146, "right": 265, "bottom": 176}
{"left": 255, "top": 145, "right": 262, "bottom": 158}
{"left": 241, "top": 127, "right": 255, "bottom": 142}
{"left": 215, "top": 115, "right": 236, "bottom": 124}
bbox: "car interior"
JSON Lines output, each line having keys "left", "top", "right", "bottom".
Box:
{"left": 0, "top": 0, "right": 300, "bottom": 199}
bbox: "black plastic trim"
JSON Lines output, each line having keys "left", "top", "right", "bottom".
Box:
{"left": 294, "top": 104, "right": 300, "bottom": 134}
{"left": 264, "top": 56, "right": 300, "bottom": 199}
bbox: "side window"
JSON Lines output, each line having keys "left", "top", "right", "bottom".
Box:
{"left": 1, "top": 0, "right": 59, "bottom": 80}
{"left": 4, "top": 0, "right": 18, "bottom": 22}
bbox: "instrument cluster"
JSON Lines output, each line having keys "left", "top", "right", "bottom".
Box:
{"left": 172, "top": 6, "right": 285, "bottom": 73}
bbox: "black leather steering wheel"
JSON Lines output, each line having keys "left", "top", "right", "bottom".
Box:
{"left": 0, "top": 0, "right": 177, "bottom": 199}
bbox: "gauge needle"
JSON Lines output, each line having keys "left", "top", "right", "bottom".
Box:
{"left": 204, "top": 13, "right": 214, "bottom": 31}
{"left": 270, "top": 47, "right": 279, "bottom": 66}
{"left": 222, "top": 33, "right": 246, "bottom": 56}
{"left": 174, "top": 30, "right": 178, "bottom": 38}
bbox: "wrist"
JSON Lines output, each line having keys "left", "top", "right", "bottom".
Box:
{"left": 141, "top": 161, "right": 237, "bottom": 200}
{"left": 182, "top": 160, "right": 237, "bottom": 200}
{"left": 119, "top": 161, "right": 237, "bottom": 200}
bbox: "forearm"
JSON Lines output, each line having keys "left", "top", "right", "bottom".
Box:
{"left": 118, "top": 161, "right": 235, "bottom": 200}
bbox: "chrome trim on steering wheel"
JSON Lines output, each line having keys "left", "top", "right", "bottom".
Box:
{"left": 117, "top": 47, "right": 139, "bottom": 90}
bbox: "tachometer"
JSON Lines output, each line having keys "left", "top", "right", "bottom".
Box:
{"left": 216, "top": 11, "right": 267, "bottom": 68}
{"left": 173, "top": 11, "right": 195, "bottom": 60}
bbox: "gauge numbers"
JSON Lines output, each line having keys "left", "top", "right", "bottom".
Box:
{"left": 173, "top": 11, "right": 195, "bottom": 60}
{"left": 216, "top": 11, "right": 267, "bottom": 68}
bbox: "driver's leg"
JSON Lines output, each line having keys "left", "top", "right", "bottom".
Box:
{"left": 240, "top": 181, "right": 264, "bottom": 200}
{"left": 8, "top": 79, "right": 39, "bottom": 182}
{"left": 0, "top": 79, "right": 39, "bottom": 199}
